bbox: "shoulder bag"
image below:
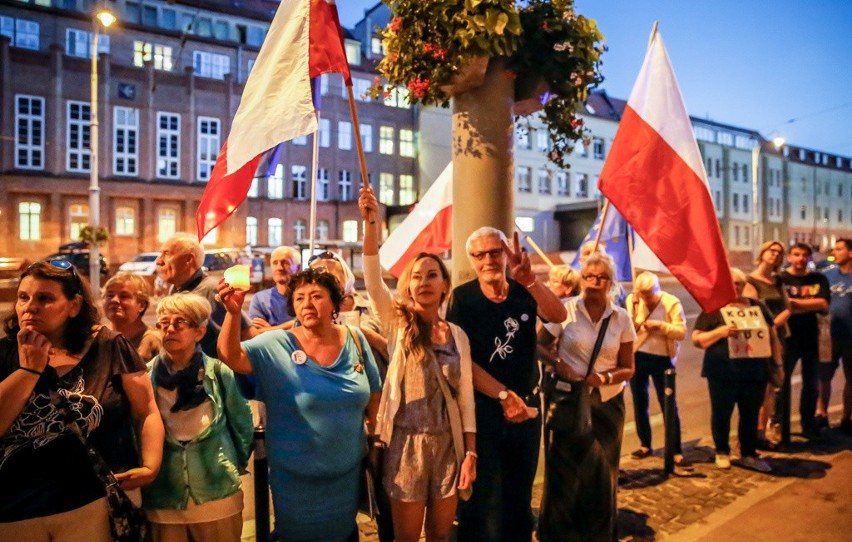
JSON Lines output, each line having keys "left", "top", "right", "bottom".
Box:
{"left": 544, "top": 314, "right": 612, "bottom": 435}
{"left": 346, "top": 326, "right": 380, "bottom": 520}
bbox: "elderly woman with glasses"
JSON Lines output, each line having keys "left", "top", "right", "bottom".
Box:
{"left": 693, "top": 268, "right": 780, "bottom": 473}
{"left": 217, "top": 269, "right": 382, "bottom": 542}
{"left": 103, "top": 271, "right": 162, "bottom": 361}
{"left": 0, "top": 260, "right": 163, "bottom": 542}
{"left": 538, "top": 251, "right": 636, "bottom": 541}
{"left": 142, "top": 292, "right": 253, "bottom": 542}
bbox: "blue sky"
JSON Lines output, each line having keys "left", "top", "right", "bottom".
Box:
{"left": 337, "top": 0, "right": 852, "bottom": 157}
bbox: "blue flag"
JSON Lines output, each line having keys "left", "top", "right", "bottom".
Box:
{"left": 571, "top": 205, "right": 634, "bottom": 282}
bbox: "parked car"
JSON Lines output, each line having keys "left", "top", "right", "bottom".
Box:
{"left": 118, "top": 252, "right": 159, "bottom": 278}
{"left": 43, "top": 250, "right": 109, "bottom": 280}
{"left": 203, "top": 248, "right": 241, "bottom": 278}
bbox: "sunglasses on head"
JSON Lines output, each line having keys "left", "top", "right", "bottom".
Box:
{"left": 28, "top": 259, "right": 82, "bottom": 294}
{"left": 307, "top": 251, "right": 339, "bottom": 265}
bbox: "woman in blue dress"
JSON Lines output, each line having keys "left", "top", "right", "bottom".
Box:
{"left": 217, "top": 270, "right": 382, "bottom": 542}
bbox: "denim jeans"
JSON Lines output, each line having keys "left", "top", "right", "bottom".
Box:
{"left": 629, "top": 352, "right": 682, "bottom": 454}
{"left": 457, "top": 399, "right": 541, "bottom": 542}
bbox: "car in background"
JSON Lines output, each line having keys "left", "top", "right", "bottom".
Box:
{"left": 203, "top": 248, "right": 241, "bottom": 279}
{"left": 118, "top": 252, "right": 160, "bottom": 279}
{"left": 42, "top": 250, "right": 109, "bottom": 281}
{"left": 0, "top": 256, "right": 31, "bottom": 301}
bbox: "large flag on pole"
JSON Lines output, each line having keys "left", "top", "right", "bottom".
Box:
{"left": 379, "top": 163, "right": 453, "bottom": 277}
{"left": 597, "top": 29, "right": 735, "bottom": 312}
{"left": 197, "top": 0, "right": 351, "bottom": 240}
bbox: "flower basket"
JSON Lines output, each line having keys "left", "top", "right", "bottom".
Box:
{"left": 439, "top": 55, "right": 490, "bottom": 97}
{"left": 514, "top": 76, "right": 551, "bottom": 116}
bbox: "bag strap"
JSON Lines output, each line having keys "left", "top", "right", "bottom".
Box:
{"left": 346, "top": 325, "right": 364, "bottom": 363}
{"left": 585, "top": 313, "right": 613, "bottom": 379}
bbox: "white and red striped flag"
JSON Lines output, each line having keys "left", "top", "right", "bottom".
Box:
{"left": 379, "top": 163, "right": 453, "bottom": 277}
{"left": 196, "top": 0, "right": 351, "bottom": 240}
{"left": 598, "top": 29, "right": 736, "bottom": 313}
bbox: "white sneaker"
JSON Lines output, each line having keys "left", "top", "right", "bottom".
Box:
{"left": 739, "top": 455, "right": 772, "bottom": 473}
{"left": 715, "top": 453, "right": 731, "bottom": 469}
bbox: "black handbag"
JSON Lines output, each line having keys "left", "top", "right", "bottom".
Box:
{"left": 544, "top": 314, "right": 612, "bottom": 434}
{"left": 53, "top": 391, "right": 151, "bottom": 542}
{"left": 346, "top": 326, "right": 380, "bottom": 520}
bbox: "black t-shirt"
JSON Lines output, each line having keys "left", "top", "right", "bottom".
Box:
{"left": 778, "top": 270, "right": 830, "bottom": 342}
{"left": 0, "top": 327, "right": 146, "bottom": 521}
{"left": 447, "top": 279, "right": 539, "bottom": 399}
{"left": 694, "top": 299, "right": 772, "bottom": 382}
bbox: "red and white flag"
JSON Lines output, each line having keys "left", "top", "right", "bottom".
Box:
{"left": 196, "top": 0, "right": 351, "bottom": 240}
{"left": 597, "top": 30, "right": 735, "bottom": 313}
{"left": 379, "top": 163, "right": 453, "bottom": 277}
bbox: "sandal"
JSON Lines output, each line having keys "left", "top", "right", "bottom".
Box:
{"left": 630, "top": 447, "right": 653, "bottom": 459}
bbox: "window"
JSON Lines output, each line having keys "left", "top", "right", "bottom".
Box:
{"left": 201, "top": 225, "right": 217, "bottom": 246}
{"left": 69, "top": 204, "right": 88, "bottom": 241}
{"left": 360, "top": 124, "right": 373, "bottom": 152}
{"left": 141, "top": 5, "right": 157, "bottom": 26}
{"left": 352, "top": 78, "right": 372, "bottom": 101}
{"left": 537, "top": 169, "right": 551, "bottom": 194}
{"left": 517, "top": 166, "right": 532, "bottom": 193}
{"left": 339, "top": 170, "right": 353, "bottom": 201}
{"left": 714, "top": 190, "right": 723, "bottom": 214}
{"left": 268, "top": 218, "right": 282, "bottom": 246}
{"left": 379, "top": 173, "right": 395, "bottom": 205}
{"left": 732, "top": 163, "right": 739, "bottom": 182}
{"left": 399, "top": 175, "right": 416, "bottom": 206}
{"left": 317, "top": 220, "right": 330, "bottom": 240}
{"left": 66, "top": 101, "right": 91, "bottom": 172}
{"left": 158, "top": 208, "right": 177, "bottom": 243}
{"left": 384, "top": 87, "right": 411, "bottom": 108}
{"left": 197, "top": 117, "right": 220, "bottom": 181}
{"left": 195, "top": 17, "right": 212, "bottom": 37}
{"left": 744, "top": 225, "right": 750, "bottom": 245}
{"left": 399, "top": 129, "right": 415, "bottom": 157}
{"left": 291, "top": 165, "right": 307, "bottom": 200}
{"left": 292, "top": 134, "right": 308, "bottom": 145}
{"left": 732, "top": 193, "right": 739, "bottom": 213}
{"left": 706, "top": 157, "right": 713, "bottom": 177}
{"left": 157, "top": 112, "right": 180, "bottom": 178}
{"left": 0, "top": 17, "right": 39, "bottom": 50}
{"left": 134, "top": 41, "right": 173, "bottom": 71}
{"left": 344, "top": 41, "right": 360, "bottom": 65}
{"left": 213, "top": 20, "right": 229, "bottom": 41}
{"left": 246, "top": 217, "right": 258, "bottom": 246}
{"left": 839, "top": 209, "right": 844, "bottom": 224}
{"left": 248, "top": 178, "right": 259, "bottom": 198}
{"left": 19, "top": 201, "right": 41, "bottom": 240}
{"left": 715, "top": 159, "right": 721, "bottom": 178}
{"left": 246, "top": 26, "right": 264, "bottom": 47}
{"left": 15, "top": 95, "right": 44, "bottom": 170}
{"left": 342, "top": 220, "right": 358, "bottom": 242}
{"left": 113, "top": 107, "right": 139, "bottom": 176}
{"left": 743, "top": 195, "right": 749, "bottom": 212}
{"left": 268, "top": 164, "right": 284, "bottom": 199}
{"left": 115, "top": 207, "right": 135, "bottom": 236}
{"left": 800, "top": 205, "right": 807, "bottom": 220}
{"left": 734, "top": 225, "right": 740, "bottom": 246}
{"left": 319, "top": 119, "right": 331, "bottom": 148}
{"left": 320, "top": 74, "right": 329, "bottom": 96}
{"left": 742, "top": 164, "right": 748, "bottom": 182}
{"left": 66, "top": 29, "right": 110, "bottom": 58}
{"left": 317, "top": 168, "right": 330, "bottom": 201}
{"left": 516, "top": 126, "right": 531, "bottom": 150}
{"left": 536, "top": 130, "right": 550, "bottom": 152}
{"left": 556, "top": 172, "right": 569, "bottom": 196}
{"left": 293, "top": 219, "right": 306, "bottom": 242}
{"left": 161, "top": 9, "right": 177, "bottom": 30}
{"left": 593, "top": 137, "right": 605, "bottom": 159}
{"left": 371, "top": 37, "right": 383, "bottom": 55}
{"left": 338, "top": 121, "right": 352, "bottom": 150}
{"left": 575, "top": 173, "right": 588, "bottom": 198}
{"left": 193, "top": 51, "right": 230, "bottom": 79}
{"left": 380, "top": 126, "right": 395, "bottom": 155}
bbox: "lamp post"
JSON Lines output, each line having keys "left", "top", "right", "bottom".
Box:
{"left": 88, "top": 8, "right": 116, "bottom": 292}
{"left": 751, "top": 135, "right": 785, "bottom": 259}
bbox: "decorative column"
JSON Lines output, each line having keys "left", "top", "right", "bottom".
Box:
{"left": 450, "top": 58, "right": 515, "bottom": 285}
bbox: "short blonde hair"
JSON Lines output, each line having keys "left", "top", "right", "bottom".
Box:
{"left": 102, "top": 272, "right": 152, "bottom": 315}
{"left": 633, "top": 271, "right": 661, "bottom": 295}
{"left": 548, "top": 265, "right": 580, "bottom": 295}
{"left": 156, "top": 292, "right": 211, "bottom": 328}
{"left": 755, "top": 240, "right": 785, "bottom": 268}
{"left": 580, "top": 251, "right": 618, "bottom": 301}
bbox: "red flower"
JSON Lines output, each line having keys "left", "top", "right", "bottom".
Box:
{"left": 542, "top": 21, "right": 549, "bottom": 30}
{"left": 389, "top": 17, "right": 402, "bottom": 32}
{"left": 432, "top": 47, "right": 447, "bottom": 60}
{"left": 571, "top": 118, "right": 584, "bottom": 128}
{"left": 408, "top": 78, "right": 430, "bottom": 98}
{"left": 423, "top": 43, "right": 434, "bottom": 53}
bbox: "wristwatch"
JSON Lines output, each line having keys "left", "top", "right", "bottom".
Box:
{"left": 497, "top": 389, "right": 509, "bottom": 401}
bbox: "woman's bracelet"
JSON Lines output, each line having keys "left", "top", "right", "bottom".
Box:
{"left": 465, "top": 450, "right": 478, "bottom": 459}
{"left": 521, "top": 278, "right": 537, "bottom": 288}
{"left": 19, "top": 366, "right": 43, "bottom": 377}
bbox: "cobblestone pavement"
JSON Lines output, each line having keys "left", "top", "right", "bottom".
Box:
{"left": 356, "top": 426, "right": 852, "bottom": 541}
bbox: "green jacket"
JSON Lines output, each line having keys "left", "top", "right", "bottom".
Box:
{"left": 142, "top": 354, "right": 254, "bottom": 510}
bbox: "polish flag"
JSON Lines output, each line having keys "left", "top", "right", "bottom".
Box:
{"left": 197, "top": 0, "right": 351, "bottom": 240}
{"left": 597, "top": 30, "right": 736, "bottom": 313}
{"left": 379, "top": 163, "right": 453, "bottom": 277}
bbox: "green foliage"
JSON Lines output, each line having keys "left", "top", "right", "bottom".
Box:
{"left": 78, "top": 225, "right": 109, "bottom": 245}
{"left": 369, "top": 0, "right": 605, "bottom": 169}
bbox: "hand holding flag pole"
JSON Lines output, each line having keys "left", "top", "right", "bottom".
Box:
{"left": 513, "top": 221, "right": 555, "bottom": 268}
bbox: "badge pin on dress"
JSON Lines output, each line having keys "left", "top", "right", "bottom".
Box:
{"left": 291, "top": 350, "right": 307, "bottom": 365}
{"left": 354, "top": 363, "right": 364, "bottom": 373}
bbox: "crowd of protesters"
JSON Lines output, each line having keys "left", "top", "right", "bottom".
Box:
{"left": 0, "top": 223, "right": 849, "bottom": 542}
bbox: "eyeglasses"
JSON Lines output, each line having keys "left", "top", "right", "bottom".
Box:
{"left": 307, "top": 251, "right": 339, "bottom": 265}
{"left": 155, "top": 317, "right": 196, "bottom": 331}
{"left": 469, "top": 249, "right": 504, "bottom": 261}
{"left": 582, "top": 273, "right": 611, "bottom": 282}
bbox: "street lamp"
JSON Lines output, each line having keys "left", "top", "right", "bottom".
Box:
{"left": 751, "top": 135, "right": 785, "bottom": 259}
{"left": 88, "top": 8, "right": 115, "bottom": 292}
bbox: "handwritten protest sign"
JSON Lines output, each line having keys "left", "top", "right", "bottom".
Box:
{"left": 721, "top": 305, "right": 770, "bottom": 359}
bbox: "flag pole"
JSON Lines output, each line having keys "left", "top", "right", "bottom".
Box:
{"left": 514, "top": 222, "right": 555, "bottom": 268}
{"left": 308, "top": 109, "right": 321, "bottom": 258}
{"left": 346, "top": 87, "right": 371, "bottom": 190}
{"left": 648, "top": 20, "right": 659, "bottom": 49}
{"left": 627, "top": 224, "right": 636, "bottom": 282}
{"left": 592, "top": 199, "right": 611, "bottom": 252}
